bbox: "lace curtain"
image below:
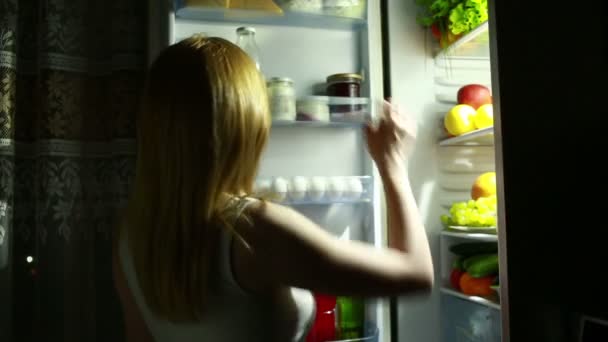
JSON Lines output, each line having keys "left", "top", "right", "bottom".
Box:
{"left": 0, "top": 1, "right": 146, "bottom": 340}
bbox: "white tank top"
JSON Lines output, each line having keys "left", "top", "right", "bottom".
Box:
{"left": 119, "top": 204, "right": 315, "bottom": 341}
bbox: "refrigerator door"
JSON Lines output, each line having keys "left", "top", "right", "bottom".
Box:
{"left": 150, "top": 1, "right": 390, "bottom": 341}
{"left": 386, "top": 1, "right": 499, "bottom": 342}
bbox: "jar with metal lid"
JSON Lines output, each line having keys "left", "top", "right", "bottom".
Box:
{"left": 326, "top": 73, "right": 363, "bottom": 115}
{"left": 267, "top": 77, "right": 296, "bottom": 121}
{"left": 326, "top": 73, "right": 362, "bottom": 98}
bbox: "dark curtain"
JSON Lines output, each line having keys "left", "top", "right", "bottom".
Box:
{"left": 0, "top": 0, "right": 146, "bottom": 340}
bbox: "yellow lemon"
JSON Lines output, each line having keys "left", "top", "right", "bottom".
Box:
{"left": 444, "top": 104, "right": 476, "bottom": 136}
{"left": 474, "top": 104, "right": 494, "bottom": 129}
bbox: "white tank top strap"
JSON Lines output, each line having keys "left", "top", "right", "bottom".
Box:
{"left": 218, "top": 196, "right": 255, "bottom": 295}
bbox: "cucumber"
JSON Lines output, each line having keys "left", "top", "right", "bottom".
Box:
{"left": 449, "top": 242, "right": 497, "bottom": 257}
{"left": 466, "top": 254, "right": 499, "bottom": 278}
{"left": 452, "top": 256, "right": 463, "bottom": 270}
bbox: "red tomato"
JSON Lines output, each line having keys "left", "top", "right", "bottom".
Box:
{"left": 450, "top": 268, "right": 464, "bottom": 290}
{"left": 459, "top": 273, "right": 494, "bottom": 296}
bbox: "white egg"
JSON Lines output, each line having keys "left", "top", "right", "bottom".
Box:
{"left": 345, "top": 177, "right": 363, "bottom": 199}
{"left": 308, "top": 177, "right": 327, "bottom": 200}
{"left": 272, "top": 177, "right": 288, "bottom": 202}
{"left": 289, "top": 176, "right": 308, "bottom": 200}
{"left": 327, "top": 177, "right": 345, "bottom": 200}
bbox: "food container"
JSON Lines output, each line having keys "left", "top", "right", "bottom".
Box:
{"left": 288, "top": 176, "right": 309, "bottom": 200}
{"left": 296, "top": 96, "right": 330, "bottom": 122}
{"left": 326, "top": 73, "right": 362, "bottom": 98}
{"left": 322, "top": 0, "right": 367, "bottom": 19}
{"left": 329, "top": 97, "right": 370, "bottom": 123}
{"left": 267, "top": 77, "right": 296, "bottom": 121}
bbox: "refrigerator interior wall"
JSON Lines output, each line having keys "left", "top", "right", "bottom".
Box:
{"left": 171, "top": 3, "right": 387, "bottom": 340}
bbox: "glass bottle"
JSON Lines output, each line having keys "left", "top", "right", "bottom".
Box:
{"left": 236, "top": 26, "right": 261, "bottom": 71}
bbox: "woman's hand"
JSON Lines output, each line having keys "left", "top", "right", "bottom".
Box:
{"left": 364, "top": 100, "right": 417, "bottom": 173}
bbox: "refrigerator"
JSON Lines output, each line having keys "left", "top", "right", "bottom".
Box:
{"left": 148, "top": 1, "right": 505, "bottom": 341}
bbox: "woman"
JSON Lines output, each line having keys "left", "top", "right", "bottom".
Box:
{"left": 112, "top": 35, "right": 433, "bottom": 342}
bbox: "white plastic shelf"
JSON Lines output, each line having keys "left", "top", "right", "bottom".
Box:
{"left": 441, "top": 230, "right": 498, "bottom": 242}
{"left": 435, "top": 21, "right": 490, "bottom": 61}
{"left": 439, "top": 127, "right": 494, "bottom": 146}
{"left": 440, "top": 286, "right": 500, "bottom": 310}
{"left": 174, "top": 4, "right": 367, "bottom": 30}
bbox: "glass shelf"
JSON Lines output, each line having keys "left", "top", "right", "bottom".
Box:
{"left": 174, "top": 1, "right": 367, "bottom": 30}
{"left": 435, "top": 21, "right": 490, "bottom": 61}
{"left": 439, "top": 127, "right": 494, "bottom": 146}
{"left": 441, "top": 230, "right": 498, "bottom": 242}
{"left": 440, "top": 286, "right": 500, "bottom": 310}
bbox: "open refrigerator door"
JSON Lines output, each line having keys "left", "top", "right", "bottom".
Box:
{"left": 150, "top": 0, "right": 389, "bottom": 341}
{"left": 388, "top": 1, "right": 503, "bottom": 342}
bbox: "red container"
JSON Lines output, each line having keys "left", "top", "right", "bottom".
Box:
{"left": 306, "top": 293, "right": 337, "bottom": 342}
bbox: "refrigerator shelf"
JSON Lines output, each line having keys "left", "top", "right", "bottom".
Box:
{"left": 441, "top": 230, "right": 498, "bottom": 242}
{"left": 440, "top": 286, "right": 501, "bottom": 310}
{"left": 174, "top": 4, "right": 367, "bottom": 31}
{"left": 439, "top": 126, "right": 494, "bottom": 146}
{"left": 254, "top": 176, "right": 372, "bottom": 205}
{"left": 435, "top": 21, "right": 490, "bottom": 61}
{"left": 272, "top": 120, "right": 361, "bottom": 128}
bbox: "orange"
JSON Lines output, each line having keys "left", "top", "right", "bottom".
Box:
{"left": 471, "top": 172, "right": 496, "bottom": 200}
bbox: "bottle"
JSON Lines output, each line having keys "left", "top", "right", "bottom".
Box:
{"left": 236, "top": 26, "right": 261, "bottom": 71}
{"left": 336, "top": 296, "right": 364, "bottom": 339}
{"left": 306, "top": 293, "right": 336, "bottom": 342}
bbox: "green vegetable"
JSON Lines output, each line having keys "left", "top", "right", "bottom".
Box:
{"left": 465, "top": 254, "right": 499, "bottom": 278}
{"left": 452, "top": 256, "right": 463, "bottom": 270}
{"left": 415, "top": 0, "right": 488, "bottom": 36}
{"left": 449, "top": 242, "right": 497, "bottom": 257}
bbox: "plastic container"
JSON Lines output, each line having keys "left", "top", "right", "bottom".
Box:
{"left": 329, "top": 97, "right": 370, "bottom": 123}
{"left": 267, "top": 77, "right": 297, "bottom": 121}
{"left": 322, "top": 0, "right": 367, "bottom": 18}
{"left": 297, "top": 96, "right": 330, "bottom": 122}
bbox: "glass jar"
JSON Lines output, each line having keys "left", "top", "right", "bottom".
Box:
{"left": 267, "top": 77, "right": 296, "bottom": 121}
{"left": 326, "top": 73, "right": 362, "bottom": 98}
{"left": 326, "top": 73, "right": 363, "bottom": 115}
{"left": 236, "top": 26, "right": 261, "bottom": 71}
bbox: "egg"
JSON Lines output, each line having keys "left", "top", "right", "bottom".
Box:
{"left": 308, "top": 177, "right": 327, "bottom": 200}
{"left": 289, "top": 176, "right": 309, "bottom": 201}
{"left": 254, "top": 179, "right": 272, "bottom": 196}
{"left": 327, "top": 177, "right": 345, "bottom": 200}
{"left": 345, "top": 177, "right": 363, "bottom": 199}
{"left": 272, "top": 177, "right": 288, "bottom": 202}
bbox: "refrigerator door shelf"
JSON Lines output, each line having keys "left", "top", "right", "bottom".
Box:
{"left": 254, "top": 176, "right": 372, "bottom": 205}
{"left": 326, "top": 321, "right": 379, "bottom": 342}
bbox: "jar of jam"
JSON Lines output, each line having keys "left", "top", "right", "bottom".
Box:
{"left": 326, "top": 73, "right": 363, "bottom": 117}
{"left": 326, "top": 73, "right": 362, "bottom": 98}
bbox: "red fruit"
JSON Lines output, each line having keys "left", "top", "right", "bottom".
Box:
{"left": 450, "top": 269, "right": 464, "bottom": 290}
{"left": 431, "top": 24, "right": 441, "bottom": 40}
{"left": 457, "top": 84, "right": 492, "bottom": 110}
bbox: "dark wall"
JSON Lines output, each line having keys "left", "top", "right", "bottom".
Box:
{"left": 490, "top": 0, "right": 608, "bottom": 341}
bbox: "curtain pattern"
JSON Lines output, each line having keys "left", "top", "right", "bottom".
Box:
{"left": 0, "top": 0, "right": 146, "bottom": 340}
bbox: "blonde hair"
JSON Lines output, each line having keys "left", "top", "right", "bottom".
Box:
{"left": 122, "top": 35, "right": 270, "bottom": 322}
